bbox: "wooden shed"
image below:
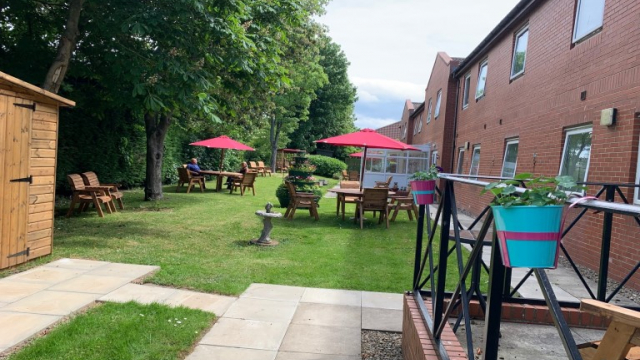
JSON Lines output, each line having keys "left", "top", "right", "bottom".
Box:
{"left": 0, "top": 71, "right": 75, "bottom": 269}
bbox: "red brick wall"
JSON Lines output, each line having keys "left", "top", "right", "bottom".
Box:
{"left": 452, "top": 0, "right": 640, "bottom": 289}
{"left": 412, "top": 53, "right": 460, "bottom": 174}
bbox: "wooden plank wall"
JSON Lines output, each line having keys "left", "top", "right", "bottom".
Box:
{"left": 27, "top": 101, "right": 58, "bottom": 260}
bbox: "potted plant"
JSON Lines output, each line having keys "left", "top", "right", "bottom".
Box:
{"left": 410, "top": 165, "right": 440, "bottom": 205}
{"left": 481, "top": 173, "right": 582, "bottom": 269}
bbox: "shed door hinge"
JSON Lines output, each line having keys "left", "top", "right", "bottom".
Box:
{"left": 13, "top": 103, "right": 36, "bottom": 111}
{"left": 10, "top": 175, "right": 32, "bottom": 184}
{"left": 8, "top": 248, "right": 30, "bottom": 258}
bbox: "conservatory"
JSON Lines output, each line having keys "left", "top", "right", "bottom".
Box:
{"left": 357, "top": 144, "right": 431, "bottom": 188}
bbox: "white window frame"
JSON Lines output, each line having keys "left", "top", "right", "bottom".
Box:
{"left": 434, "top": 90, "right": 442, "bottom": 119}
{"left": 426, "top": 99, "right": 432, "bottom": 123}
{"left": 573, "top": 0, "right": 606, "bottom": 43}
{"left": 469, "top": 145, "right": 481, "bottom": 180}
{"left": 635, "top": 135, "right": 640, "bottom": 204}
{"left": 510, "top": 27, "right": 529, "bottom": 79}
{"left": 431, "top": 150, "right": 438, "bottom": 167}
{"left": 418, "top": 114, "right": 423, "bottom": 133}
{"left": 501, "top": 139, "right": 519, "bottom": 178}
{"left": 402, "top": 124, "right": 407, "bottom": 139}
{"left": 413, "top": 119, "right": 419, "bottom": 135}
{"left": 456, "top": 148, "right": 465, "bottom": 174}
{"left": 462, "top": 74, "right": 471, "bottom": 109}
{"left": 558, "top": 126, "right": 592, "bottom": 186}
{"left": 475, "top": 61, "right": 488, "bottom": 100}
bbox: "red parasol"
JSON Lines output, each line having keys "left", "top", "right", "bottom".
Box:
{"left": 316, "top": 129, "right": 418, "bottom": 189}
{"left": 190, "top": 135, "right": 254, "bottom": 171}
{"left": 349, "top": 152, "right": 363, "bottom": 157}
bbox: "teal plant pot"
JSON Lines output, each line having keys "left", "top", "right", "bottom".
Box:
{"left": 491, "top": 205, "right": 564, "bottom": 269}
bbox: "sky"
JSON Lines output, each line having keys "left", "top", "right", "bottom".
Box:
{"left": 317, "top": 0, "right": 521, "bottom": 129}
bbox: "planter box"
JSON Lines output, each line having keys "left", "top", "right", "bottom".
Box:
{"left": 288, "top": 170, "right": 313, "bottom": 178}
{"left": 491, "top": 205, "right": 564, "bottom": 269}
{"left": 410, "top": 180, "right": 436, "bottom": 205}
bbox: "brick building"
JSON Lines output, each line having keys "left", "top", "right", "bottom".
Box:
{"left": 399, "top": 0, "right": 640, "bottom": 289}
{"left": 375, "top": 120, "right": 402, "bottom": 140}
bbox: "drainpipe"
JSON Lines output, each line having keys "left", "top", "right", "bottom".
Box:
{"left": 450, "top": 74, "right": 461, "bottom": 173}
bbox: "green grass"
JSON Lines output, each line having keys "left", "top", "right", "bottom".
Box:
{"left": 2, "top": 175, "right": 468, "bottom": 295}
{"left": 7, "top": 302, "right": 214, "bottom": 360}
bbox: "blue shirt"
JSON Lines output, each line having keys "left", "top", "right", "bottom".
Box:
{"left": 187, "top": 163, "right": 201, "bottom": 174}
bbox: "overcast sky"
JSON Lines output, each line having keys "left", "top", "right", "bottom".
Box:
{"left": 318, "top": 0, "right": 521, "bottom": 129}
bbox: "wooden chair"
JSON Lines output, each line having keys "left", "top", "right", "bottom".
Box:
{"left": 339, "top": 180, "right": 360, "bottom": 220}
{"left": 578, "top": 299, "right": 640, "bottom": 360}
{"left": 354, "top": 188, "right": 389, "bottom": 229}
{"left": 374, "top": 176, "right": 393, "bottom": 188}
{"left": 231, "top": 172, "right": 257, "bottom": 196}
{"left": 66, "top": 174, "right": 115, "bottom": 218}
{"left": 341, "top": 170, "right": 349, "bottom": 180}
{"left": 258, "top": 161, "right": 272, "bottom": 176}
{"left": 81, "top": 171, "right": 124, "bottom": 210}
{"left": 176, "top": 167, "right": 204, "bottom": 193}
{"left": 284, "top": 181, "right": 319, "bottom": 220}
{"left": 348, "top": 171, "right": 359, "bottom": 181}
{"left": 388, "top": 190, "right": 418, "bottom": 222}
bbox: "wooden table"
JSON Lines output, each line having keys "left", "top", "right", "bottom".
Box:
{"left": 199, "top": 170, "right": 243, "bottom": 192}
{"left": 328, "top": 188, "right": 396, "bottom": 220}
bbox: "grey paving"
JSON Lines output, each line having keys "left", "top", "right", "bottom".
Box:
{"left": 280, "top": 324, "right": 361, "bottom": 356}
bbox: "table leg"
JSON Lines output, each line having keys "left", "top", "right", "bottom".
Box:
{"left": 216, "top": 176, "right": 223, "bottom": 192}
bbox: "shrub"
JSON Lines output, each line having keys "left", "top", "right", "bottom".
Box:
{"left": 308, "top": 155, "right": 347, "bottom": 178}
{"left": 276, "top": 183, "right": 290, "bottom": 208}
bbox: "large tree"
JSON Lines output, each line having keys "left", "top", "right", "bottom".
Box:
{"left": 289, "top": 38, "right": 357, "bottom": 154}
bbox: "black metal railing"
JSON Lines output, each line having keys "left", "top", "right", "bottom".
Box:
{"left": 411, "top": 174, "right": 640, "bottom": 360}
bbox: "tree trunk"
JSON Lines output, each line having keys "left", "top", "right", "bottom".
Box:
{"left": 42, "top": 0, "right": 84, "bottom": 93}
{"left": 269, "top": 116, "right": 281, "bottom": 173}
{"left": 144, "top": 113, "right": 171, "bottom": 201}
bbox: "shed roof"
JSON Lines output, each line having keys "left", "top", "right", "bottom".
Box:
{"left": 0, "top": 71, "right": 75, "bottom": 107}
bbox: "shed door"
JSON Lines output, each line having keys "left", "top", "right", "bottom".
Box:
{"left": 0, "top": 95, "right": 33, "bottom": 269}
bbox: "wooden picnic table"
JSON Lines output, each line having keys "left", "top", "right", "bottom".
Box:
{"left": 199, "top": 170, "right": 243, "bottom": 192}
{"left": 328, "top": 188, "right": 396, "bottom": 219}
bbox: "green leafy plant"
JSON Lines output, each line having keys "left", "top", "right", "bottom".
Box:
{"left": 275, "top": 183, "right": 291, "bottom": 208}
{"left": 410, "top": 165, "right": 440, "bottom": 181}
{"left": 307, "top": 155, "right": 347, "bottom": 178}
{"left": 481, "top": 173, "right": 583, "bottom": 207}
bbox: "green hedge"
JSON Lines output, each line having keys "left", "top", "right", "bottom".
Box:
{"left": 307, "top": 155, "right": 347, "bottom": 178}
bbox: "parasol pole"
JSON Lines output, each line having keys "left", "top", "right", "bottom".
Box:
{"left": 219, "top": 148, "right": 226, "bottom": 172}
{"left": 359, "top": 146, "right": 368, "bottom": 191}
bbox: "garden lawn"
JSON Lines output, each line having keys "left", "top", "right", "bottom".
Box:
{"left": 1, "top": 175, "right": 467, "bottom": 296}
{"left": 7, "top": 302, "right": 214, "bottom": 360}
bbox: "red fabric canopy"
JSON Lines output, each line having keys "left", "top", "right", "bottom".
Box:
{"left": 349, "top": 152, "right": 363, "bottom": 157}
{"left": 190, "top": 136, "right": 254, "bottom": 151}
{"left": 315, "top": 129, "right": 418, "bottom": 151}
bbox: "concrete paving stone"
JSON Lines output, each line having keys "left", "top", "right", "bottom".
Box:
{"left": 200, "top": 317, "right": 289, "bottom": 351}
{"left": 361, "top": 308, "right": 402, "bottom": 332}
{"left": 241, "top": 284, "right": 305, "bottom": 302}
{"left": 85, "top": 263, "right": 159, "bottom": 279}
{"left": 48, "top": 275, "right": 132, "bottom": 294}
{"left": 0, "top": 311, "right": 61, "bottom": 350}
{"left": 164, "top": 290, "right": 237, "bottom": 315}
{"left": 1, "top": 290, "right": 99, "bottom": 316}
{"left": 186, "top": 345, "right": 276, "bottom": 360}
{"left": 99, "top": 283, "right": 177, "bottom": 305}
{"left": 275, "top": 352, "right": 359, "bottom": 360}
{"left": 361, "top": 291, "right": 403, "bottom": 310}
{"left": 300, "top": 288, "right": 361, "bottom": 307}
{"left": 43, "top": 258, "right": 110, "bottom": 271}
{"left": 0, "top": 281, "right": 52, "bottom": 303}
{"left": 4, "top": 267, "right": 85, "bottom": 285}
{"left": 291, "top": 303, "right": 360, "bottom": 328}
{"left": 280, "top": 324, "right": 360, "bottom": 356}
{"left": 224, "top": 297, "right": 298, "bottom": 323}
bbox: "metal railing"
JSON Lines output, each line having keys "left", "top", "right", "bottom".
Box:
{"left": 411, "top": 174, "right": 640, "bottom": 360}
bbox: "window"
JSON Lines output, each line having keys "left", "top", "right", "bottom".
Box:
{"left": 476, "top": 61, "right": 488, "bottom": 99}
{"left": 573, "top": 0, "right": 606, "bottom": 42}
{"left": 413, "top": 119, "right": 419, "bottom": 135}
{"left": 511, "top": 27, "right": 529, "bottom": 78}
{"left": 434, "top": 90, "right": 442, "bottom": 119}
{"left": 501, "top": 139, "right": 519, "bottom": 178}
{"left": 418, "top": 114, "right": 423, "bottom": 133}
{"left": 456, "top": 148, "right": 465, "bottom": 174}
{"left": 559, "top": 126, "right": 592, "bottom": 185}
{"left": 462, "top": 74, "right": 471, "bottom": 109}
{"left": 635, "top": 136, "right": 640, "bottom": 204}
{"left": 469, "top": 145, "right": 481, "bottom": 180}
{"left": 431, "top": 151, "right": 438, "bottom": 167}
{"left": 402, "top": 124, "right": 407, "bottom": 139}
{"left": 426, "top": 99, "right": 432, "bottom": 123}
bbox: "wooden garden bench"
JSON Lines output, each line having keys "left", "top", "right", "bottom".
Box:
{"left": 258, "top": 161, "right": 271, "bottom": 176}
{"left": 176, "top": 167, "right": 204, "bottom": 193}
{"left": 230, "top": 172, "right": 257, "bottom": 196}
{"left": 284, "top": 181, "right": 319, "bottom": 220}
{"left": 66, "top": 174, "right": 115, "bottom": 218}
{"left": 578, "top": 299, "right": 640, "bottom": 360}
{"left": 81, "top": 171, "right": 124, "bottom": 210}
